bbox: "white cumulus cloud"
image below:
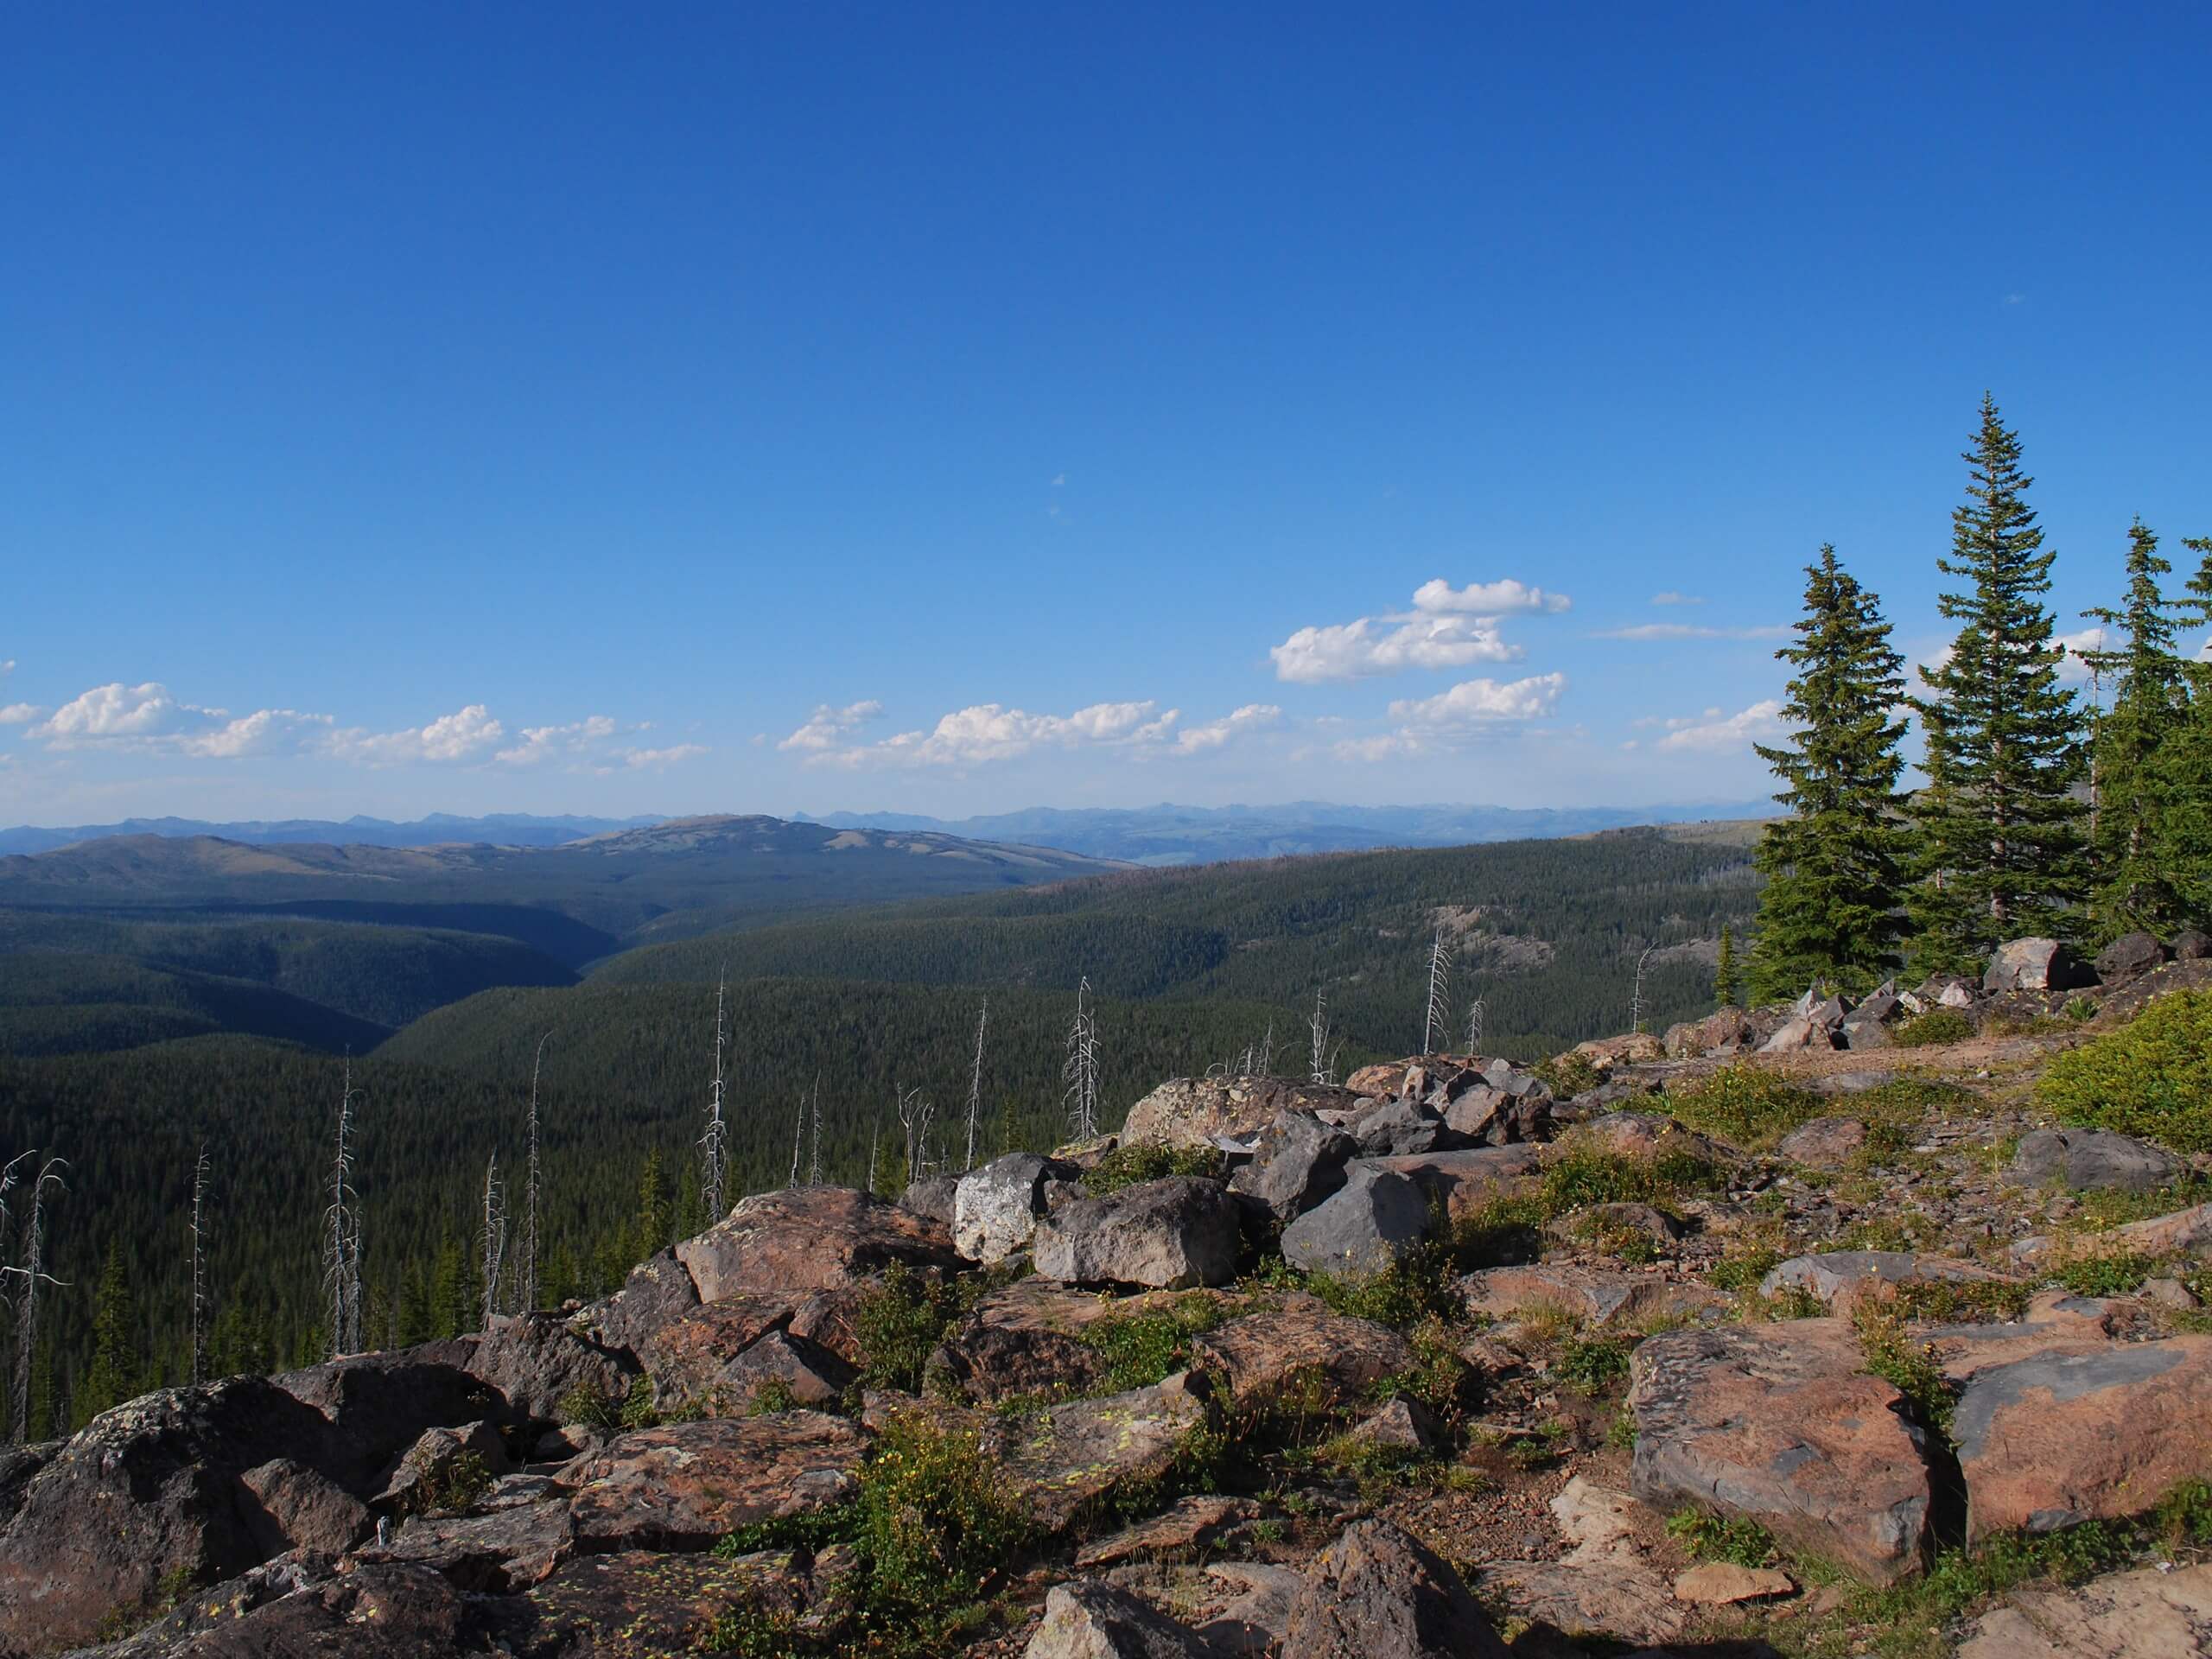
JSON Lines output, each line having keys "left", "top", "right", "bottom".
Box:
{"left": 1411, "top": 578, "right": 1570, "bottom": 615}
{"left": 1173, "top": 703, "right": 1282, "bottom": 754}
{"left": 496, "top": 715, "right": 620, "bottom": 767}
{"left": 328, "top": 704, "right": 506, "bottom": 766}
{"left": 1271, "top": 615, "right": 1520, "bottom": 683}
{"left": 779, "top": 701, "right": 887, "bottom": 753}
{"left": 0, "top": 702, "right": 42, "bottom": 726}
{"left": 1656, "top": 699, "right": 1787, "bottom": 752}
{"left": 1649, "top": 592, "right": 1704, "bottom": 607}
{"left": 1389, "top": 672, "right": 1567, "bottom": 730}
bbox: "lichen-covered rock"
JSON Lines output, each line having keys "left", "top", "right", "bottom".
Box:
{"left": 1228, "top": 1111, "right": 1359, "bottom": 1221}
{"left": 366, "top": 1495, "right": 575, "bottom": 1593}
{"left": 2011, "top": 1128, "right": 2182, "bottom": 1194}
{"left": 468, "top": 1314, "right": 639, "bottom": 1425}
{"left": 1626, "top": 1320, "right": 1934, "bottom": 1583}
{"left": 1953, "top": 1336, "right": 2212, "bottom": 1542}
{"left": 981, "top": 1374, "right": 1213, "bottom": 1532}
{"left": 675, "top": 1185, "right": 958, "bottom": 1302}
{"left": 1283, "top": 1518, "right": 1509, "bottom": 1658}
{"left": 1777, "top": 1116, "right": 1872, "bottom": 1169}
{"left": 1758, "top": 1250, "right": 2019, "bottom": 1312}
{"left": 1192, "top": 1296, "right": 1414, "bottom": 1408}
{"left": 562, "top": 1413, "right": 868, "bottom": 1552}
{"left": 925, "top": 1281, "right": 1236, "bottom": 1404}
{"left": 1033, "top": 1177, "right": 1240, "bottom": 1289}
{"left": 1021, "top": 1578, "right": 1216, "bottom": 1657}
{"left": 1121, "top": 1077, "right": 1364, "bottom": 1151}
{"left": 955, "top": 1152, "right": 1081, "bottom": 1264}
{"left": 900, "top": 1173, "right": 959, "bottom": 1224}
{"left": 637, "top": 1294, "right": 794, "bottom": 1407}
{"left": 517, "top": 1548, "right": 810, "bottom": 1655}
{"left": 1279, "top": 1165, "right": 1430, "bottom": 1276}
{"left": 1072, "top": 1495, "right": 1265, "bottom": 1570}
{"left": 579, "top": 1247, "right": 701, "bottom": 1355}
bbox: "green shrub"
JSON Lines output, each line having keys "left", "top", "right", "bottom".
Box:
{"left": 859, "top": 1411, "right": 1032, "bottom": 1609}
{"left": 1666, "top": 1508, "right": 1777, "bottom": 1567}
{"left": 1084, "top": 1295, "right": 1227, "bottom": 1392}
{"left": 2155, "top": 1476, "right": 2212, "bottom": 1546}
{"left": 1895, "top": 1007, "right": 1974, "bottom": 1047}
{"left": 2055, "top": 1250, "right": 2158, "bottom": 1297}
{"left": 2037, "top": 990, "right": 2212, "bottom": 1153}
{"left": 855, "top": 1262, "right": 963, "bottom": 1392}
{"left": 1855, "top": 1305, "right": 1957, "bottom": 1437}
{"left": 1306, "top": 1242, "right": 1459, "bottom": 1329}
{"left": 1889, "top": 1279, "right": 2031, "bottom": 1325}
{"left": 418, "top": 1449, "right": 492, "bottom": 1514}
{"left": 1660, "top": 1065, "right": 1824, "bottom": 1151}
{"left": 1083, "top": 1144, "right": 1221, "bottom": 1195}
{"left": 1555, "top": 1336, "right": 1633, "bottom": 1390}
{"left": 1707, "top": 1244, "right": 1783, "bottom": 1293}
{"left": 1533, "top": 1051, "right": 1604, "bottom": 1099}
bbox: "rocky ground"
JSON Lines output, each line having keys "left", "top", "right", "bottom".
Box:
{"left": 3, "top": 935, "right": 2211, "bottom": 1658}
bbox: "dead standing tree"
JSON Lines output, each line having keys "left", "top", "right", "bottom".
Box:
{"left": 480, "top": 1156, "right": 507, "bottom": 1330}
{"left": 322, "top": 1058, "right": 365, "bottom": 1358}
{"left": 1630, "top": 944, "right": 1659, "bottom": 1035}
{"left": 701, "top": 972, "right": 731, "bottom": 1222}
{"left": 1422, "top": 928, "right": 1456, "bottom": 1055}
{"left": 897, "top": 1088, "right": 936, "bottom": 1185}
{"left": 189, "top": 1143, "right": 213, "bottom": 1384}
{"left": 519, "top": 1032, "right": 550, "bottom": 1314}
{"left": 1307, "top": 988, "right": 1342, "bottom": 1086}
{"left": 963, "top": 997, "right": 988, "bottom": 1172}
{"left": 1064, "top": 976, "right": 1101, "bottom": 1140}
{"left": 4, "top": 1155, "right": 67, "bottom": 1446}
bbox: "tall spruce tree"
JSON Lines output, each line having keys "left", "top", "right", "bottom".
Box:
{"left": 2158, "top": 536, "right": 2212, "bottom": 919}
{"left": 75, "top": 1241, "right": 138, "bottom": 1427}
{"left": 2079, "top": 519, "right": 2185, "bottom": 937}
{"left": 1713, "top": 924, "right": 1739, "bottom": 1008}
{"left": 1908, "top": 397, "right": 2086, "bottom": 969}
{"left": 1747, "top": 546, "right": 1910, "bottom": 999}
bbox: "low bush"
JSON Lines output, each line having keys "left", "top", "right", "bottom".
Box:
{"left": 1084, "top": 1295, "right": 1227, "bottom": 1391}
{"left": 1854, "top": 1305, "right": 1957, "bottom": 1437}
{"left": 2037, "top": 989, "right": 2212, "bottom": 1153}
{"left": 1660, "top": 1065, "right": 1825, "bottom": 1151}
{"left": 2054, "top": 1250, "right": 2158, "bottom": 1297}
{"left": 1555, "top": 1335, "right": 1632, "bottom": 1390}
{"left": 1533, "top": 1051, "right": 1605, "bottom": 1099}
{"left": 1666, "top": 1507, "right": 1777, "bottom": 1567}
{"left": 1894, "top": 1007, "right": 1975, "bottom": 1047}
{"left": 855, "top": 1262, "right": 964, "bottom": 1392}
{"left": 1082, "top": 1143, "right": 1221, "bottom": 1195}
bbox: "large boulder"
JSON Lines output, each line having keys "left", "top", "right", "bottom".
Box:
{"left": 954, "top": 1152, "right": 1080, "bottom": 1264}
{"left": 1033, "top": 1177, "right": 1241, "bottom": 1289}
{"left": 0, "top": 1377, "right": 340, "bottom": 1652}
{"left": 1347, "top": 1096, "right": 1459, "bottom": 1158}
{"left": 579, "top": 1247, "right": 701, "bottom": 1356}
{"left": 1280, "top": 1166, "right": 1431, "bottom": 1277}
{"left": 365, "top": 1495, "right": 576, "bottom": 1594}
{"left": 561, "top": 1412, "right": 868, "bottom": 1552}
{"left": 1626, "top": 1320, "right": 1935, "bottom": 1583}
{"left": 1460, "top": 1264, "right": 1726, "bottom": 1331}
{"left": 468, "top": 1314, "right": 639, "bottom": 1424}
{"left": 1229, "top": 1111, "right": 1359, "bottom": 1221}
{"left": 1953, "top": 1336, "right": 2212, "bottom": 1542}
{"left": 1192, "top": 1295, "right": 1415, "bottom": 1407}
{"left": 675, "top": 1185, "right": 959, "bottom": 1301}
{"left": 636, "top": 1294, "right": 794, "bottom": 1408}
{"left": 925, "top": 1281, "right": 1236, "bottom": 1404}
{"left": 1985, "top": 937, "right": 2095, "bottom": 994}
{"left": 981, "top": 1374, "right": 1213, "bottom": 1532}
{"left": 1121, "top": 1077, "right": 1364, "bottom": 1152}
{"left": 272, "top": 1343, "right": 491, "bottom": 1488}
{"left": 73, "top": 1561, "right": 507, "bottom": 1657}
{"left": 1283, "top": 1518, "right": 1509, "bottom": 1659}
{"left": 236, "top": 1459, "right": 375, "bottom": 1558}
{"left": 2094, "top": 931, "right": 2169, "bottom": 986}
{"left": 1357, "top": 1145, "right": 1543, "bottom": 1223}
{"left": 376, "top": 1421, "right": 513, "bottom": 1516}
{"left": 1022, "top": 1579, "right": 1215, "bottom": 1658}
{"left": 2011, "top": 1128, "right": 2182, "bottom": 1194}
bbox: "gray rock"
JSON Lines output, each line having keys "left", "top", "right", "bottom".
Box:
{"left": 954, "top": 1152, "right": 1080, "bottom": 1265}
{"left": 1283, "top": 1518, "right": 1508, "bottom": 1658}
{"left": 1229, "top": 1111, "right": 1357, "bottom": 1222}
{"left": 2012, "top": 1128, "right": 2182, "bottom": 1194}
{"left": 467, "top": 1313, "right": 639, "bottom": 1424}
{"left": 1346, "top": 1397, "right": 1446, "bottom": 1455}
{"left": 1348, "top": 1096, "right": 1457, "bottom": 1157}
{"left": 1840, "top": 1014, "right": 1894, "bottom": 1050}
{"left": 1033, "top": 1177, "right": 1241, "bottom": 1289}
{"left": 1280, "top": 1166, "right": 1431, "bottom": 1277}
{"left": 1759, "top": 1250, "right": 2013, "bottom": 1308}
{"left": 1777, "top": 1116, "right": 1872, "bottom": 1170}
{"left": 376, "top": 1421, "right": 513, "bottom": 1515}
{"left": 1121, "top": 1077, "right": 1366, "bottom": 1151}
{"left": 900, "top": 1174, "right": 959, "bottom": 1224}
{"left": 2176, "top": 929, "right": 2212, "bottom": 962}
{"left": 582, "top": 1247, "right": 701, "bottom": 1355}
{"left": 2094, "top": 931, "right": 2168, "bottom": 985}
{"left": 1761, "top": 1015, "right": 1839, "bottom": 1053}
{"left": 237, "top": 1459, "right": 375, "bottom": 1557}
{"left": 1985, "top": 937, "right": 2095, "bottom": 994}
{"left": 1021, "top": 1579, "right": 1215, "bottom": 1658}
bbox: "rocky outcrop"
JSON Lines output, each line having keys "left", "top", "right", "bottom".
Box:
{"left": 1357, "top": 1145, "right": 1543, "bottom": 1222}
{"left": 1282, "top": 1518, "right": 1508, "bottom": 1658}
{"left": 272, "top": 1344, "right": 491, "bottom": 1488}
{"left": 581, "top": 1247, "right": 701, "bottom": 1355}
{"left": 1021, "top": 1579, "right": 1214, "bottom": 1657}
{"left": 1280, "top": 1165, "right": 1430, "bottom": 1276}
{"left": 468, "top": 1315, "right": 639, "bottom": 1425}
{"left": 954, "top": 1152, "right": 1081, "bottom": 1264}
{"left": 1478, "top": 1476, "right": 1686, "bottom": 1646}
{"left": 518, "top": 1547, "right": 812, "bottom": 1655}
{"left": 635, "top": 1297, "right": 854, "bottom": 1415}
{"left": 1627, "top": 1320, "right": 1934, "bottom": 1583}
{"left": 1033, "top": 1178, "right": 1241, "bottom": 1289}
{"left": 1120, "top": 1077, "right": 1364, "bottom": 1151}
{"left": 980, "top": 1374, "right": 1212, "bottom": 1532}
{"left": 237, "top": 1459, "right": 375, "bottom": 1557}
{"left": 675, "top": 1185, "right": 958, "bottom": 1302}
{"left": 363, "top": 1491, "right": 575, "bottom": 1593}
{"left": 561, "top": 1412, "right": 868, "bottom": 1552}
{"left": 2010, "top": 1127, "right": 2182, "bottom": 1193}
{"left": 1461, "top": 1263, "right": 1726, "bottom": 1330}
{"left": 2094, "top": 931, "right": 2169, "bottom": 986}
{"left": 377, "top": 1421, "right": 512, "bottom": 1515}
{"left": 1758, "top": 1250, "right": 2021, "bottom": 1312}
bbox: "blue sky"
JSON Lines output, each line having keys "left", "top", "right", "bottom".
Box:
{"left": 3, "top": 3, "right": 2207, "bottom": 824}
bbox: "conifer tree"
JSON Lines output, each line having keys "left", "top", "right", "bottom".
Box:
{"left": 76, "top": 1241, "right": 137, "bottom": 1427}
{"left": 1713, "top": 925, "right": 1739, "bottom": 1008}
{"left": 2158, "top": 536, "right": 2212, "bottom": 918}
{"left": 2079, "top": 519, "right": 2185, "bottom": 936}
{"left": 1908, "top": 397, "right": 2086, "bottom": 968}
{"left": 1747, "top": 546, "right": 1910, "bottom": 999}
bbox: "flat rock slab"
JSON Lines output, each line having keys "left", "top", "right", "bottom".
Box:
{"left": 2012, "top": 1128, "right": 2183, "bottom": 1194}
{"left": 636, "top": 1294, "right": 794, "bottom": 1402}
{"left": 1074, "top": 1495, "right": 1264, "bottom": 1569}
{"left": 514, "top": 1548, "right": 809, "bottom": 1657}
{"left": 1194, "top": 1561, "right": 1305, "bottom": 1656}
{"left": 2014, "top": 1201, "right": 2212, "bottom": 1267}
{"left": 563, "top": 1412, "right": 867, "bottom": 1551}
{"left": 1475, "top": 1475, "right": 1685, "bottom": 1647}
{"left": 1357, "top": 1145, "right": 1544, "bottom": 1221}
{"left": 925, "top": 1281, "right": 1236, "bottom": 1405}
{"left": 1192, "top": 1296, "right": 1414, "bottom": 1407}
{"left": 1674, "top": 1561, "right": 1795, "bottom": 1604}
{"left": 1777, "top": 1116, "right": 1872, "bottom": 1170}
{"left": 675, "top": 1185, "right": 957, "bottom": 1302}
{"left": 1954, "top": 1335, "right": 2212, "bottom": 1541}
{"left": 582, "top": 1248, "right": 701, "bottom": 1356}
{"left": 367, "top": 1496, "right": 575, "bottom": 1593}
{"left": 1122, "top": 1077, "right": 1366, "bottom": 1151}
{"left": 1758, "top": 1250, "right": 2019, "bottom": 1310}
{"left": 1460, "top": 1264, "right": 1726, "bottom": 1331}
{"left": 1627, "top": 1319, "right": 1934, "bottom": 1584}
{"left": 1957, "top": 1560, "right": 2212, "bottom": 1658}
{"left": 982, "top": 1374, "right": 1211, "bottom": 1533}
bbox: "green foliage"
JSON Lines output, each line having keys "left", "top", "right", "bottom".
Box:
{"left": 1666, "top": 1508, "right": 1777, "bottom": 1567}
{"left": 857, "top": 1411, "right": 1032, "bottom": 1610}
{"left": 1555, "top": 1336, "right": 1632, "bottom": 1391}
{"left": 1532, "top": 1050, "right": 1603, "bottom": 1099}
{"left": 74, "top": 1239, "right": 140, "bottom": 1428}
{"left": 1080, "top": 1144, "right": 1220, "bottom": 1195}
{"left": 1747, "top": 546, "right": 1910, "bottom": 1000}
{"left": 417, "top": 1448, "right": 493, "bottom": 1514}
{"left": 1887, "top": 1278, "right": 2032, "bottom": 1324}
{"left": 1908, "top": 397, "right": 2088, "bottom": 970}
{"left": 1854, "top": 1305, "right": 1957, "bottom": 1437}
{"left": 1714, "top": 924, "right": 1739, "bottom": 1008}
{"left": 1305, "top": 1243, "right": 1459, "bottom": 1330}
{"left": 2055, "top": 1251, "right": 2157, "bottom": 1297}
{"left": 2037, "top": 990, "right": 2212, "bottom": 1152}
{"left": 746, "top": 1376, "right": 800, "bottom": 1416}
{"left": 1660, "top": 1065, "right": 1824, "bottom": 1151}
{"left": 855, "top": 1263, "right": 962, "bottom": 1393}
{"left": 1893, "top": 1007, "right": 1974, "bottom": 1047}
{"left": 1706, "top": 1243, "right": 1784, "bottom": 1293}
{"left": 1083, "top": 1296, "right": 1227, "bottom": 1392}
{"left": 2153, "top": 1477, "right": 2212, "bottom": 1546}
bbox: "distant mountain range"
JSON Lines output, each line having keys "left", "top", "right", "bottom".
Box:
{"left": 795, "top": 800, "right": 1774, "bottom": 865}
{"left": 0, "top": 811, "right": 666, "bottom": 856}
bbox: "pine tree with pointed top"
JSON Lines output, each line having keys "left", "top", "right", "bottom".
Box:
{"left": 2157, "top": 535, "right": 2212, "bottom": 918}
{"left": 1746, "top": 546, "right": 1910, "bottom": 1000}
{"left": 1908, "top": 397, "right": 2087, "bottom": 969}
{"left": 1713, "top": 925, "right": 1739, "bottom": 1008}
{"left": 75, "top": 1241, "right": 138, "bottom": 1427}
{"left": 2079, "top": 519, "right": 2185, "bottom": 937}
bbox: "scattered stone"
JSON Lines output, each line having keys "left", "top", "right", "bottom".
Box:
{"left": 1279, "top": 1165, "right": 1431, "bottom": 1276}
{"left": 2012, "top": 1201, "right": 2212, "bottom": 1267}
{"left": 1348, "top": 1095, "right": 1457, "bottom": 1156}
{"left": 1073, "top": 1495, "right": 1263, "bottom": 1569}
{"left": 956, "top": 1152, "right": 1083, "bottom": 1264}
{"left": 2011, "top": 1128, "right": 2182, "bottom": 1194}
{"left": 1985, "top": 937, "right": 2095, "bottom": 994}
{"left": 1758, "top": 1250, "right": 2019, "bottom": 1312}
{"left": 2176, "top": 929, "right": 2212, "bottom": 961}
{"left": 2094, "top": 931, "right": 2169, "bottom": 985}
{"left": 1022, "top": 1579, "right": 1215, "bottom": 1658}
{"left": 1953, "top": 1335, "right": 2212, "bottom": 1542}
{"left": 1229, "top": 1111, "right": 1359, "bottom": 1221}
{"left": 675, "top": 1185, "right": 958, "bottom": 1302}
{"left": 1674, "top": 1561, "right": 1796, "bottom": 1604}
{"left": 2139, "top": 1277, "right": 2200, "bottom": 1310}
{"left": 1345, "top": 1397, "right": 1445, "bottom": 1455}
{"left": 1357, "top": 1145, "right": 1543, "bottom": 1222}
{"left": 1283, "top": 1518, "right": 1509, "bottom": 1659}
{"left": 1193, "top": 1296, "right": 1415, "bottom": 1406}
{"left": 1762, "top": 1015, "right": 1840, "bottom": 1054}
{"left": 1957, "top": 1560, "right": 2212, "bottom": 1658}
{"left": 1121, "top": 1077, "right": 1365, "bottom": 1151}
{"left": 1777, "top": 1116, "right": 1872, "bottom": 1170}
{"left": 1461, "top": 1263, "right": 1726, "bottom": 1330}
{"left": 1627, "top": 1320, "right": 1933, "bottom": 1583}
{"left": 1547, "top": 1200, "right": 1683, "bottom": 1249}
{"left": 1033, "top": 1177, "right": 1241, "bottom": 1289}
{"left": 1194, "top": 1561, "right": 1305, "bottom": 1655}
{"left": 562, "top": 1412, "right": 868, "bottom": 1551}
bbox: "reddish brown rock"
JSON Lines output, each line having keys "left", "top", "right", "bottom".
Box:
{"left": 1121, "top": 1077, "right": 1366, "bottom": 1151}
{"left": 636, "top": 1295, "right": 793, "bottom": 1405}
{"left": 1758, "top": 1251, "right": 2022, "bottom": 1313}
{"left": 518, "top": 1548, "right": 810, "bottom": 1655}
{"left": 1954, "top": 1335, "right": 2212, "bottom": 1541}
{"left": 467, "top": 1313, "right": 639, "bottom": 1424}
{"left": 1675, "top": 1561, "right": 1795, "bottom": 1604}
{"left": 562, "top": 1412, "right": 868, "bottom": 1551}
{"left": 1573, "top": 1112, "right": 1726, "bottom": 1165}
{"left": 981, "top": 1374, "right": 1213, "bottom": 1532}
{"left": 1461, "top": 1264, "right": 1726, "bottom": 1331}
{"left": 582, "top": 1247, "right": 701, "bottom": 1354}
{"left": 1958, "top": 1560, "right": 2212, "bottom": 1658}
{"left": 1192, "top": 1295, "right": 1415, "bottom": 1408}
{"left": 1073, "top": 1494, "right": 1264, "bottom": 1569}
{"left": 786, "top": 1283, "right": 874, "bottom": 1369}
{"left": 1626, "top": 1320, "right": 1934, "bottom": 1584}
{"left": 236, "top": 1458, "right": 374, "bottom": 1556}
{"left": 925, "top": 1281, "right": 1236, "bottom": 1404}
{"left": 674, "top": 1185, "right": 958, "bottom": 1303}
{"left": 1777, "top": 1116, "right": 1872, "bottom": 1170}
{"left": 1283, "top": 1518, "right": 1509, "bottom": 1658}
{"left": 370, "top": 1496, "right": 576, "bottom": 1593}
